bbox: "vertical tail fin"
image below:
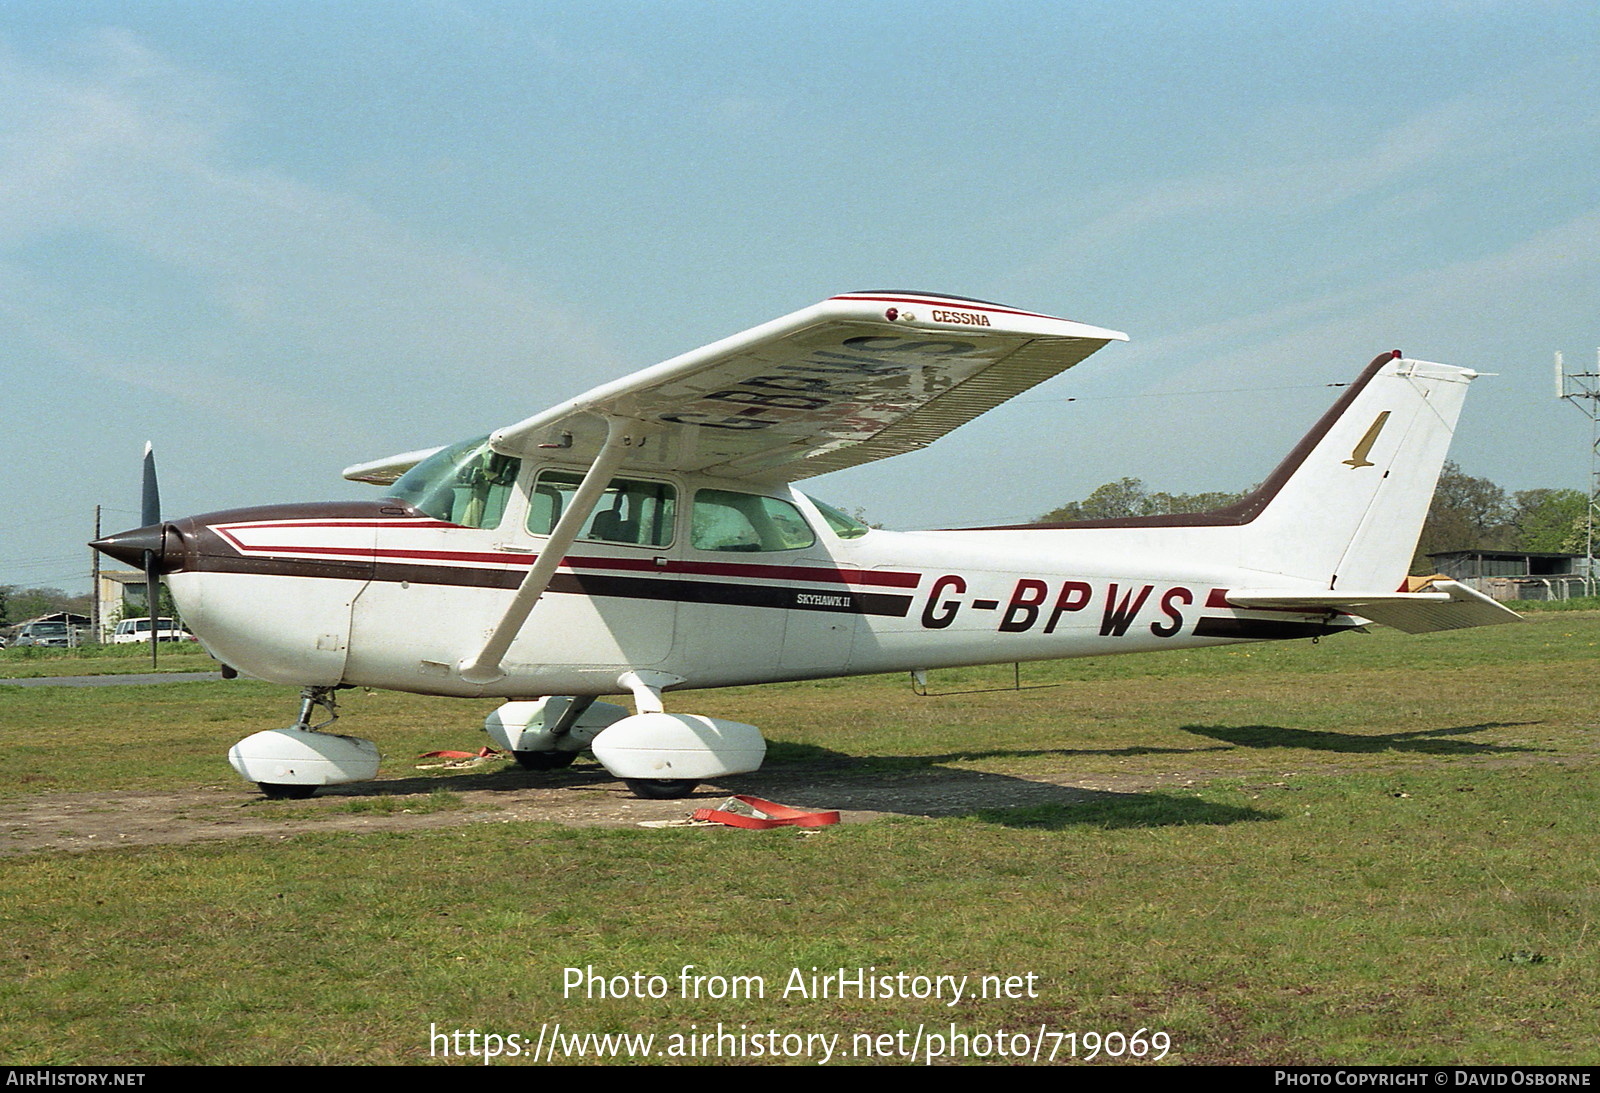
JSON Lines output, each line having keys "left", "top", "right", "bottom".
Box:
{"left": 986, "top": 350, "right": 1480, "bottom": 597}
{"left": 1234, "top": 352, "right": 1479, "bottom": 590}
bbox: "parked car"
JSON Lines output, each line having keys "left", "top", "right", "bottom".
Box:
{"left": 111, "top": 617, "right": 195, "bottom": 644}
{"left": 13, "top": 621, "right": 78, "bottom": 647}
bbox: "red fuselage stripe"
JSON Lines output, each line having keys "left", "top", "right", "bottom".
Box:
{"left": 210, "top": 526, "right": 922, "bottom": 588}
{"left": 218, "top": 519, "right": 458, "bottom": 530}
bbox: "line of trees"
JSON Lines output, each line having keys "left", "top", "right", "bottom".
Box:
{"left": 0, "top": 586, "right": 92, "bottom": 630}
{"left": 1421, "top": 467, "right": 1588, "bottom": 556}
{"left": 1035, "top": 479, "right": 1250, "bottom": 524}
{"left": 1033, "top": 463, "right": 1591, "bottom": 570}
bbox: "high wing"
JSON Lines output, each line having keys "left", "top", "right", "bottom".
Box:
{"left": 344, "top": 292, "right": 1126, "bottom": 486}
{"left": 343, "top": 445, "right": 446, "bottom": 486}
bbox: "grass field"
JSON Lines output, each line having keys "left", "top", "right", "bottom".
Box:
{"left": 1, "top": 613, "right": 1597, "bottom": 1065}
{"left": 0, "top": 641, "right": 219, "bottom": 678}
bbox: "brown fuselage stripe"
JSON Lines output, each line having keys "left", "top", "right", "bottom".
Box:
{"left": 177, "top": 550, "right": 916, "bottom": 617}
{"left": 163, "top": 504, "right": 1354, "bottom": 635}
{"left": 174, "top": 551, "right": 1351, "bottom": 636}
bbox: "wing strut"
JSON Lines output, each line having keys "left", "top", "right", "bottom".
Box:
{"left": 458, "top": 417, "right": 638, "bottom": 685}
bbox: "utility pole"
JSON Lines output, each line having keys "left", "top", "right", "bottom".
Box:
{"left": 90, "top": 506, "right": 102, "bottom": 644}
{"left": 1555, "top": 349, "right": 1600, "bottom": 594}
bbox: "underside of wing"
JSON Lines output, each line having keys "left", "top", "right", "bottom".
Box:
{"left": 342, "top": 445, "right": 445, "bottom": 486}
{"left": 1227, "top": 580, "right": 1524, "bottom": 634}
{"left": 485, "top": 291, "right": 1126, "bottom": 482}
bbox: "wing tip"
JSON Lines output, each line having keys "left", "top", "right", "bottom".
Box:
{"left": 826, "top": 290, "right": 1127, "bottom": 341}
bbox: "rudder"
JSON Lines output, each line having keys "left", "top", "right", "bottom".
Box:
{"left": 1237, "top": 352, "right": 1479, "bottom": 590}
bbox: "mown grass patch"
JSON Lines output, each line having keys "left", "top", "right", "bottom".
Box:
{"left": 0, "top": 642, "right": 220, "bottom": 678}
{"left": 330, "top": 789, "right": 468, "bottom": 816}
{"left": 2, "top": 612, "right": 1598, "bottom": 1064}
{"left": 1513, "top": 596, "right": 1600, "bottom": 613}
{"left": 2, "top": 764, "right": 1598, "bottom": 1064}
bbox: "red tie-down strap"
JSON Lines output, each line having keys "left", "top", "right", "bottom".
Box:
{"left": 692, "top": 795, "right": 840, "bottom": 829}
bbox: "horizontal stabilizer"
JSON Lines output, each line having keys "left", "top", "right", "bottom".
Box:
{"left": 1227, "top": 580, "right": 1524, "bottom": 634}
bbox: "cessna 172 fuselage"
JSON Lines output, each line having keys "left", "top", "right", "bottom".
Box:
{"left": 92, "top": 291, "right": 1519, "bottom": 799}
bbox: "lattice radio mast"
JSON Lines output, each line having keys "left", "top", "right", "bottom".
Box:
{"left": 1556, "top": 349, "right": 1600, "bottom": 586}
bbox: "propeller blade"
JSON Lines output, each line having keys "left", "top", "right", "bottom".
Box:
{"left": 141, "top": 441, "right": 161, "bottom": 527}
{"left": 141, "top": 442, "right": 160, "bottom": 669}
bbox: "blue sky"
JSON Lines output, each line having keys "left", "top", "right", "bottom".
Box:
{"left": 4, "top": 2, "right": 1598, "bottom": 593}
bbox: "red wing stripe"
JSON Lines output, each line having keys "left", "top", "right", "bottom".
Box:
{"left": 830, "top": 293, "right": 1063, "bottom": 322}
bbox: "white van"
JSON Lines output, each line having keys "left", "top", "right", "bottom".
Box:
{"left": 112, "top": 617, "right": 194, "bottom": 644}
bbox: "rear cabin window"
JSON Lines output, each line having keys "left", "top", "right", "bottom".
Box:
{"left": 691, "top": 490, "right": 815, "bottom": 552}
{"left": 528, "top": 472, "right": 677, "bottom": 548}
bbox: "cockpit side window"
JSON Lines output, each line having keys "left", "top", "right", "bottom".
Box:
{"left": 386, "top": 435, "right": 522, "bottom": 530}
{"left": 805, "top": 495, "right": 872, "bottom": 539}
{"left": 691, "top": 490, "right": 816, "bottom": 552}
{"left": 528, "top": 471, "right": 676, "bottom": 548}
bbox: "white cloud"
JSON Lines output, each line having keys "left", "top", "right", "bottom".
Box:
{"left": 0, "top": 28, "right": 621, "bottom": 452}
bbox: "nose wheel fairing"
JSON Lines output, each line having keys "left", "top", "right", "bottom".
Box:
{"left": 228, "top": 687, "right": 380, "bottom": 797}
{"left": 228, "top": 727, "right": 381, "bottom": 796}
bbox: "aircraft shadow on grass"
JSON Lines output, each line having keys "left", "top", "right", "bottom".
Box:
{"left": 316, "top": 739, "right": 1276, "bottom": 832}
{"left": 295, "top": 722, "right": 1542, "bottom": 831}
{"left": 1178, "top": 722, "right": 1542, "bottom": 756}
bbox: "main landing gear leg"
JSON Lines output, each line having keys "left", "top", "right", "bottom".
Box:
{"left": 510, "top": 696, "right": 596, "bottom": 769}
{"left": 484, "top": 696, "right": 630, "bottom": 770}
{"left": 614, "top": 672, "right": 700, "bottom": 799}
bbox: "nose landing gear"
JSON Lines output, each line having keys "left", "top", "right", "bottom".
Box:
{"left": 228, "top": 686, "right": 380, "bottom": 799}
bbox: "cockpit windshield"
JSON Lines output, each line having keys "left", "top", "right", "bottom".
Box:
{"left": 386, "top": 435, "right": 522, "bottom": 529}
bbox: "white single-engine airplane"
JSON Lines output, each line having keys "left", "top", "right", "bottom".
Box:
{"left": 93, "top": 291, "right": 1521, "bottom": 800}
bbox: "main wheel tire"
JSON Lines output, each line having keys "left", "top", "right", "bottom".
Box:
{"left": 258, "top": 782, "right": 317, "bottom": 800}
{"left": 624, "top": 779, "right": 700, "bottom": 800}
{"left": 513, "top": 750, "right": 579, "bottom": 771}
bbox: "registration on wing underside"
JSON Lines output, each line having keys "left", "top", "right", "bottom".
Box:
{"left": 484, "top": 294, "right": 1126, "bottom": 482}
